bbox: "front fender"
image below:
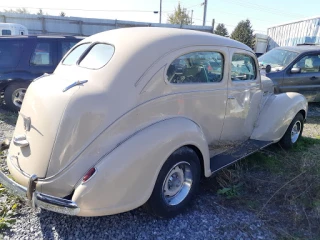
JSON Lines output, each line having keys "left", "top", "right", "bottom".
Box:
{"left": 251, "top": 92, "right": 307, "bottom": 142}
{"left": 72, "top": 117, "right": 209, "bottom": 216}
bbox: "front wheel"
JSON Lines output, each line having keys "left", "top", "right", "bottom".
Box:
{"left": 280, "top": 112, "right": 304, "bottom": 149}
{"left": 145, "top": 146, "right": 201, "bottom": 218}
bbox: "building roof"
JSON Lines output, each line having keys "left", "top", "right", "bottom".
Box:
{"left": 268, "top": 16, "right": 320, "bottom": 29}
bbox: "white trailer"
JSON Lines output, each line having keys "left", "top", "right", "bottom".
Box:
{"left": 0, "top": 23, "right": 28, "bottom": 36}
{"left": 253, "top": 33, "right": 268, "bottom": 57}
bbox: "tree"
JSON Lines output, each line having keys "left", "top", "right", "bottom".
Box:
{"left": 167, "top": 3, "right": 192, "bottom": 25}
{"left": 4, "top": 8, "right": 29, "bottom": 14}
{"left": 60, "top": 11, "right": 66, "bottom": 17}
{"left": 230, "top": 19, "right": 254, "bottom": 48}
{"left": 215, "top": 23, "right": 228, "bottom": 37}
{"left": 37, "top": 9, "right": 44, "bottom": 15}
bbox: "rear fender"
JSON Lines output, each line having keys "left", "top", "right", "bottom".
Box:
{"left": 251, "top": 92, "right": 307, "bottom": 142}
{"left": 72, "top": 117, "right": 209, "bottom": 216}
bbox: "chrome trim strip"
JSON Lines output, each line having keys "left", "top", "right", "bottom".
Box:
{"left": 62, "top": 80, "right": 88, "bottom": 92}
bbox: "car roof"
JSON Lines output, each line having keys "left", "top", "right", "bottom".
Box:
{"left": 273, "top": 45, "right": 320, "bottom": 54}
{"left": 82, "top": 27, "right": 253, "bottom": 53}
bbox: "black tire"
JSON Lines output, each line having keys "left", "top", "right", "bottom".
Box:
{"left": 4, "top": 82, "right": 29, "bottom": 112}
{"left": 280, "top": 112, "right": 304, "bottom": 149}
{"left": 145, "top": 146, "right": 201, "bottom": 218}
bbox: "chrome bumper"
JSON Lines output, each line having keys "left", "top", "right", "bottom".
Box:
{"left": 0, "top": 170, "right": 80, "bottom": 216}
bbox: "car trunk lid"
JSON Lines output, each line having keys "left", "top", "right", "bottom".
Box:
{"left": 7, "top": 74, "right": 82, "bottom": 178}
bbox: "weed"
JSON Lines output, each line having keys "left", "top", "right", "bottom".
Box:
{"left": 214, "top": 132, "right": 320, "bottom": 239}
{"left": 0, "top": 184, "right": 20, "bottom": 231}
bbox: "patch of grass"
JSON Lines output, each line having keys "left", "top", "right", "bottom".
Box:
{"left": 214, "top": 132, "right": 320, "bottom": 239}
{"left": 0, "top": 150, "right": 21, "bottom": 231}
{"left": 0, "top": 184, "right": 20, "bottom": 231}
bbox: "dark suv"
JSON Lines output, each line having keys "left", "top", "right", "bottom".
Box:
{"left": 0, "top": 35, "right": 84, "bottom": 111}
{"left": 258, "top": 45, "right": 320, "bottom": 102}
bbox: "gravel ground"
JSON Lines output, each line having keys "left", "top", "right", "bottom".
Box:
{"left": 1, "top": 101, "right": 319, "bottom": 240}
{"left": 3, "top": 192, "right": 275, "bottom": 240}
{"left": 307, "top": 102, "right": 320, "bottom": 117}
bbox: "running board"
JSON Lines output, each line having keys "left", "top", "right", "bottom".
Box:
{"left": 210, "top": 140, "right": 273, "bottom": 173}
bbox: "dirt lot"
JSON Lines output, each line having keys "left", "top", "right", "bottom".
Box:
{"left": 0, "top": 102, "right": 320, "bottom": 239}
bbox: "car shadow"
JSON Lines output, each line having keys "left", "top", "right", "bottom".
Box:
{"left": 0, "top": 101, "right": 18, "bottom": 127}
{"left": 38, "top": 205, "right": 199, "bottom": 239}
{"left": 37, "top": 184, "right": 216, "bottom": 239}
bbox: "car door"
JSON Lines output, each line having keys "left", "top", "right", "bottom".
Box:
{"left": 164, "top": 46, "right": 228, "bottom": 145}
{"left": 220, "top": 48, "right": 262, "bottom": 142}
{"left": 280, "top": 52, "right": 320, "bottom": 101}
{"left": 29, "top": 39, "right": 58, "bottom": 79}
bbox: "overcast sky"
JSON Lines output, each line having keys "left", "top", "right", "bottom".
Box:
{"left": 0, "top": 0, "right": 319, "bottom": 34}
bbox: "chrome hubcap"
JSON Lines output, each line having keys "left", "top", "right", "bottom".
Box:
{"left": 162, "top": 161, "right": 193, "bottom": 206}
{"left": 12, "top": 88, "right": 26, "bottom": 108}
{"left": 291, "top": 121, "right": 301, "bottom": 143}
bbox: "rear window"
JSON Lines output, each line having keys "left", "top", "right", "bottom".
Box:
{"left": 62, "top": 43, "right": 91, "bottom": 66}
{"left": 0, "top": 40, "right": 24, "bottom": 68}
{"left": 79, "top": 44, "right": 115, "bottom": 69}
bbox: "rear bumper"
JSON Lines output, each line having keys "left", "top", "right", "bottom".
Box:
{"left": 0, "top": 170, "right": 80, "bottom": 215}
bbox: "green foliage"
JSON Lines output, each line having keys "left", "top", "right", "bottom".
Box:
{"left": 0, "top": 184, "right": 20, "bottom": 231}
{"left": 37, "top": 9, "right": 44, "bottom": 16}
{"left": 230, "top": 19, "right": 254, "bottom": 48}
{"left": 217, "top": 182, "right": 243, "bottom": 199}
{"left": 167, "top": 3, "right": 192, "bottom": 25}
{"left": 215, "top": 23, "right": 228, "bottom": 37}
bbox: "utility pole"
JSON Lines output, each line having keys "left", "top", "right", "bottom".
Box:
{"left": 159, "top": 0, "right": 162, "bottom": 24}
{"left": 191, "top": 10, "right": 193, "bottom": 25}
{"left": 202, "top": 0, "right": 207, "bottom": 26}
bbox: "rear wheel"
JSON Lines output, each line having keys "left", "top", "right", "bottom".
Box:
{"left": 4, "top": 82, "right": 29, "bottom": 112}
{"left": 145, "top": 146, "right": 201, "bottom": 218}
{"left": 280, "top": 112, "right": 304, "bottom": 149}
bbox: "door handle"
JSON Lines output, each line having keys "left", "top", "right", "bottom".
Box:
{"left": 310, "top": 76, "right": 318, "bottom": 80}
{"left": 228, "top": 96, "right": 236, "bottom": 100}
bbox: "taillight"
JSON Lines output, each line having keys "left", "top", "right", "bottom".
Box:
{"left": 82, "top": 168, "right": 96, "bottom": 183}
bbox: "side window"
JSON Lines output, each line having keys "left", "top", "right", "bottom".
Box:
{"left": 30, "top": 42, "right": 53, "bottom": 66}
{"left": 293, "top": 54, "right": 320, "bottom": 73}
{"left": 2, "top": 30, "right": 11, "bottom": 35}
{"left": 231, "top": 53, "right": 257, "bottom": 81}
{"left": 60, "top": 41, "right": 78, "bottom": 58}
{"left": 62, "top": 43, "right": 91, "bottom": 66}
{"left": 79, "top": 44, "right": 115, "bottom": 69}
{"left": 167, "top": 51, "right": 224, "bottom": 84}
{"left": 0, "top": 40, "right": 24, "bottom": 68}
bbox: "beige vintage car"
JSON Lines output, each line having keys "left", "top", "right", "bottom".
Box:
{"left": 0, "top": 27, "right": 307, "bottom": 218}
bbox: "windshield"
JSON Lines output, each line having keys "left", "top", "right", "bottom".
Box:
{"left": 258, "top": 49, "right": 299, "bottom": 68}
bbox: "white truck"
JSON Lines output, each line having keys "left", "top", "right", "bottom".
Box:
{"left": 0, "top": 23, "right": 28, "bottom": 36}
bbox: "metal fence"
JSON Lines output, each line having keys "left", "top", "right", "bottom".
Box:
{"left": 0, "top": 12, "right": 214, "bottom": 36}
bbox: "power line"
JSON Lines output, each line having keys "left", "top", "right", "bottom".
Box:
{"left": 222, "top": 0, "right": 307, "bottom": 19}
{"left": 192, "top": 17, "right": 267, "bottom": 33}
